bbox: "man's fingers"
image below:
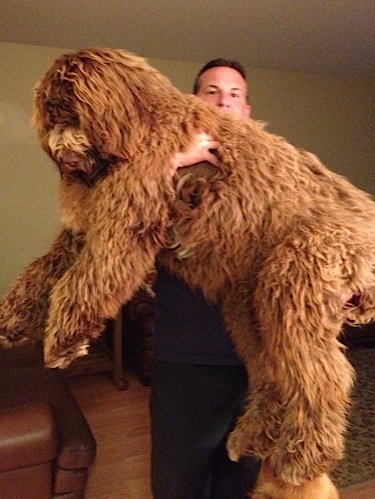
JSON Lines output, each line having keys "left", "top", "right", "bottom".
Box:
{"left": 206, "top": 152, "right": 219, "bottom": 167}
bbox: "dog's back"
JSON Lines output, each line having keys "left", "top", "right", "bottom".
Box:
{"left": 162, "top": 114, "right": 375, "bottom": 319}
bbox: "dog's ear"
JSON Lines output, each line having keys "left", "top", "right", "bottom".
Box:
{"left": 79, "top": 48, "right": 186, "bottom": 159}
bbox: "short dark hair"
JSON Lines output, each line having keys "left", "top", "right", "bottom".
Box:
{"left": 192, "top": 58, "right": 248, "bottom": 95}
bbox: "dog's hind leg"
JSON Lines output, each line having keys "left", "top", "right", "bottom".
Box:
{"left": 227, "top": 232, "right": 355, "bottom": 495}
{"left": 0, "top": 228, "right": 84, "bottom": 347}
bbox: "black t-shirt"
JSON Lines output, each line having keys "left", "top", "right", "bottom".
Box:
{"left": 153, "top": 269, "right": 242, "bottom": 365}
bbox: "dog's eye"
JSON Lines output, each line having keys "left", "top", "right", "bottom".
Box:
{"left": 46, "top": 101, "right": 80, "bottom": 128}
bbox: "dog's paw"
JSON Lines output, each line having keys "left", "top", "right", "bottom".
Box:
{"left": 252, "top": 462, "right": 339, "bottom": 499}
{"left": 227, "top": 427, "right": 250, "bottom": 462}
{"left": 44, "top": 338, "right": 90, "bottom": 368}
{"left": 0, "top": 328, "right": 31, "bottom": 348}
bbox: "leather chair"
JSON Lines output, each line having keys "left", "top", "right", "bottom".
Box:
{"left": 123, "top": 288, "right": 155, "bottom": 386}
{"left": 0, "top": 344, "right": 96, "bottom": 498}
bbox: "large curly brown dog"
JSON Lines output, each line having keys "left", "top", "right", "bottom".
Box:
{"left": 1, "top": 48, "right": 375, "bottom": 498}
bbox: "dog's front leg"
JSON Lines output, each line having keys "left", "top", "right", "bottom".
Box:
{"left": 0, "top": 228, "right": 84, "bottom": 347}
{"left": 43, "top": 224, "right": 162, "bottom": 368}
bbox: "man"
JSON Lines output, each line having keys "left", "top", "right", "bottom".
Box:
{"left": 151, "top": 59, "right": 260, "bottom": 499}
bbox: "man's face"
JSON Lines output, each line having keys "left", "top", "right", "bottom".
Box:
{"left": 196, "top": 66, "right": 251, "bottom": 118}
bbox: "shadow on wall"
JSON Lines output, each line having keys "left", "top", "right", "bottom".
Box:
{"left": 0, "top": 102, "right": 34, "bottom": 144}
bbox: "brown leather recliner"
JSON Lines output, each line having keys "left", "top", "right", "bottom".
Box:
{"left": 0, "top": 344, "right": 96, "bottom": 498}
{"left": 123, "top": 288, "right": 155, "bottom": 386}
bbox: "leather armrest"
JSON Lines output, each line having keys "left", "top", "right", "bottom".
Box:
{"left": 0, "top": 402, "right": 58, "bottom": 472}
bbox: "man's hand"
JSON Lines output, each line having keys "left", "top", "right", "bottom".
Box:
{"left": 169, "top": 132, "right": 220, "bottom": 178}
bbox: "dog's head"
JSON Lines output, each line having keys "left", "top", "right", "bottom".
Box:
{"left": 32, "top": 48, "right": 188, "bottom": 184}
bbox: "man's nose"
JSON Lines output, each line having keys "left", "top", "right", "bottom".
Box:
{"left": 217, "top": 93, "right": 231, "bottom": 108}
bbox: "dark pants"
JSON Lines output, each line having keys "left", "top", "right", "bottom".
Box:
{"left": 150, "top": 361, "right": 261, "bottom": 499}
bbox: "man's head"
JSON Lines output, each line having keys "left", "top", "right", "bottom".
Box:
{"left": 193, "top": 58, "right": 251, "bottom": 118}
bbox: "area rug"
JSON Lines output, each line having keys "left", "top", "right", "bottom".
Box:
{"left": 331, "top": 346, "right": 375, "bottom": 488}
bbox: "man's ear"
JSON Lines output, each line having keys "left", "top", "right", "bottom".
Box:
{"left": 245, "top": 104, "right": 252, "bottom": 118}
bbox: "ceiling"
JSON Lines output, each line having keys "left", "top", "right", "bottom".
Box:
{"left": 1, "top": 0, "right": 375, "bottom": 78}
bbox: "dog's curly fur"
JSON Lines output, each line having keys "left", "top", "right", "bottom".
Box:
{"left": 1, "top": 48, "right": 375, "bottom": 498}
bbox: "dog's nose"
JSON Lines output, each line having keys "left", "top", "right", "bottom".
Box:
{"left": 61, "top": 150, "right": 81, "bottom": 166}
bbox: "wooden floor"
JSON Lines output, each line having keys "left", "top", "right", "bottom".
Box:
{"left": 68, "top": 371, "right": 152, "bottom": 499}
{"left": 68, "top": 371, "right": 375, "bottom": 499}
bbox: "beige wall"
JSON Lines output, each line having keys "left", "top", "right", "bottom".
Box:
{"left": 1, "top": 42, "right": 374, "bottom": 295}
